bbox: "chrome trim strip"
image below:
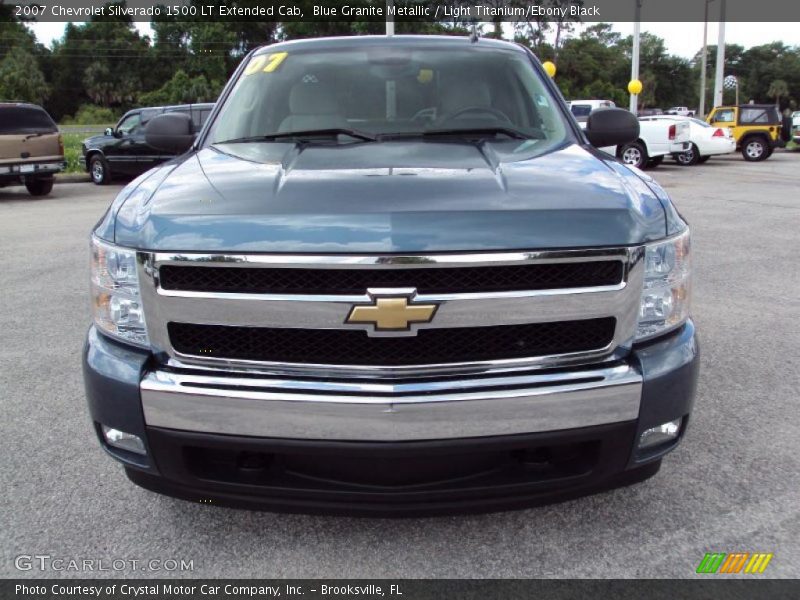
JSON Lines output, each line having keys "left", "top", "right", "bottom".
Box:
{"left": 137, "top": 247, "right": 644, "bottom": 378}
{"left": 152, "top": 248, "right": 630, "bottom": 269}
{"left": 141, "top": 364, "right": 642, "bottom": 441}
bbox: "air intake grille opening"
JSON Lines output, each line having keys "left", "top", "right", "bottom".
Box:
{"left": 159, "top": 261, "right": 624, "bottom": 295}
{"left": 168, "top": 318, "right": 616, "bottom": 366}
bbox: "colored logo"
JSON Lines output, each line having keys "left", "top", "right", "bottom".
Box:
{"left": 346, "top": 292, "right": 437, "bottom": 334}
{"left": 696, "top": 552, "right": 773, "bottom": 574}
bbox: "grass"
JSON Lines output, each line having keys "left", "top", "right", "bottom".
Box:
{"left": 61, "top": 132, "right": 87, "bottom": 174}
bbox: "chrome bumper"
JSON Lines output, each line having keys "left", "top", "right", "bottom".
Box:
{"left": 141, "top": 364, "right": 642, "bottom": 441}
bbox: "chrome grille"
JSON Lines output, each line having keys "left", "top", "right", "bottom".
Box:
{"left": 138, "top": 248, "right": 644, "bottom": 379}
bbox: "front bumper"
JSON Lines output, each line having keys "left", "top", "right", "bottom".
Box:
{"left": 83, "top": 320, "right": 699, "bottom": 515}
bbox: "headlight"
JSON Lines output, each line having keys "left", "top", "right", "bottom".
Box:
{"left": 636, "top": 229, "right": 691, "bottom": 341}
{"left": 90, "top": 236, "right": 149, "bottom": 347}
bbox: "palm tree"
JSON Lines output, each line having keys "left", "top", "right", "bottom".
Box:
{"left": 767, "top": 79, "right": 789, "bottom": 109}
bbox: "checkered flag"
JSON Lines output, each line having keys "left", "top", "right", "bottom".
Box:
{"left": 723, "top": 75, "right": 738, "bottom": 90}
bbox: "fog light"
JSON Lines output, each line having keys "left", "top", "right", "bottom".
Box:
{"left": 101, "top": 425, "right": 146, "bottom": 455}
{"left": 638, "top": 418, "right": 682, "bottom": 450}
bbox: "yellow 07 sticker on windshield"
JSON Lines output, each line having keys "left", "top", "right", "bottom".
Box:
{"left": 244, "top": 52, "right": 288, "bottom": 76}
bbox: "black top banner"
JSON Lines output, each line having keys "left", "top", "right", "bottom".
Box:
{"left": 8, "top": 0, "right": 800, "bottom": 23}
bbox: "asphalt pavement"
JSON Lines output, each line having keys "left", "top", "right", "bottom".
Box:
{"left": 1, "top": 153, "right": 798, "bottom": 578}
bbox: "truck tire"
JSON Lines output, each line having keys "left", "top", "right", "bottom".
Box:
{"left": 619, "top": 141, "right": 648, "bottom": 169}
{"left": 89, "top": 155, "right": 111, "bottom": 185}
{"left": 25, "top": 177, "right": 54, "bottom": 196}
{"left": 646, "top": 156, "right": 664, "bottom": 168}
{"left": 698, "top": 156, "right": 711, "bottom": 164}
{"left": 741, "top": 136, "right": 769, "bottom": 161}
{"left": 675, "top": 143, "right": 700, "bottom": 166}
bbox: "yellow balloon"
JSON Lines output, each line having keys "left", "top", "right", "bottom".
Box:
{"left": 628, "top": 79, "right": 643, "bottom": 95}
{"left": 542, "top": 61, "right": 557, "bottom": 78}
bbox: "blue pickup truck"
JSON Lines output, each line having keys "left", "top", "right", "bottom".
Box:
{"left": 84, "top": 35, "right": 698, "bottom": 515}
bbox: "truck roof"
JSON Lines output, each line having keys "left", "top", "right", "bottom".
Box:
{"left": 253, "top": 34, "right": 528, "bottom": 56}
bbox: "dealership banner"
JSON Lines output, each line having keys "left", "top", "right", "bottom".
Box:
{"left": 4, "top": 579, "right": 800, "bottom": 599}
{"left": 8, "top": 0, "right": 800, "bottom": 23}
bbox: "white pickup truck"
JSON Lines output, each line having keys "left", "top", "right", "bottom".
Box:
{"left": 576, "top": 112, "right": 691, "bottom": 169}
{"left": 605, "top": 118, "right": 691, "bottom": 169}
{"left": 665, "top": 106, "right": 695, "bottom": 117}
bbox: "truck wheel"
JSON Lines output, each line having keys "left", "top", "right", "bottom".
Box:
{"left": 676, "top": 143, "right": 700, "bottom": 166}
{"left": 25, "top": 177, "right": 54, "bottom": 196}
{"left": 742, "top": 137, "right": 768, "bottom": 161}
{"left": 698, "top": 156, "right": 710, "bottom": 164}
{"left": 619, "top": 141, "right": 648, "bottom": 169}
{"left": 89, "top": 155, "right": 111, "bottom": 185}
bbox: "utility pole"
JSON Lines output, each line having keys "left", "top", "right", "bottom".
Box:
{"left": 629, "top": 0, "right": 642, "bottom": 114}
{"left": 386, "top": 0, "right": 394, "bottom": 36}
{"left": 713, "top": 0, "right": 726, "bottom": 108}
{"left": 699, "top": 0, "right": 714, "bottom": 117}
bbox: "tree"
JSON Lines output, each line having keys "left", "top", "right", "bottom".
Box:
{"left": 767, "top": 79, "right": 789, "bottom": 108}
{"left": 0, "top": 46, "right": 50, "bottom": 104}
{"left": 138, "top": 70, "right": 221, "bottom": 105}
{"left": 550, "top": 0, "right": 584, "bottom": 64}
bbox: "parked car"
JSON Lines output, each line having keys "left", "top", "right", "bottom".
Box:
{"left": 638, "top": 108, "right": 664, "bottom": 117}
{"left": 664, "top": 106, "right": 695, "bottom": 117}
{"left": 792, "top": 111, "right": 800, "bottom": 145}
{"left": 574, "top": 110, "right": 690, "bottom": 169}
{"left": 84, "top": 35, "right": 697, "bottom": 515}
{"left": 566, "top": 99, "right": 615, "bottom": 122}
{"left": 639, "top": 115, "right": 736, "bottom": 165}
{"left": 581, "top": 117, "right": 689, "bottom": 169}
{"left": 81, "top": 103, "right": 215, "bottom": 184}
{"left": 613, "top": 118, "right": 690, "bottom": 169}
{"left": 706, "top": 104, "right": 789, "bottom": 161}
{"left": 0, "top": 102, "right": 64, "bottom": 196}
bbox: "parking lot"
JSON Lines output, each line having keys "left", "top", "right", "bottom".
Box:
{"left": 1, "top": 152, "right": 798, "bottom": 578}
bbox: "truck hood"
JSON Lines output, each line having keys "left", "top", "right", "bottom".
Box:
{"left": 109, "top": 140, "right": 670, "bottom": 253}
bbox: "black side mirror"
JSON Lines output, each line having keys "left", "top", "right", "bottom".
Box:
{"left": 145, "top": 113, "right": 195, "bottom": 154}
{"left": 584, "top": 108, "right": 640, "bottom": 148}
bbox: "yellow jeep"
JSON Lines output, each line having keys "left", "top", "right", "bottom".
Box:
{"left": 707, "top": 104, "right": 786, "bottom": 161}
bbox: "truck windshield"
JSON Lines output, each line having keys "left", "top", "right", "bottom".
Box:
{"left": 209, "top": 44, "right": 569, "bottom": 148}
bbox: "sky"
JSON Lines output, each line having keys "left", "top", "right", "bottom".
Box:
{"left": 25, "top": 21, "right": 800, "bottom": 59}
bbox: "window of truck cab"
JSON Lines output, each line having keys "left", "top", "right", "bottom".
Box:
{"left": 207, "top": 44, "right": 570, "bottom": 153}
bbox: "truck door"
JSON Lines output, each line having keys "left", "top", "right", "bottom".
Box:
{"left": 105, "top": 111, "right": 142, "bottom": 176}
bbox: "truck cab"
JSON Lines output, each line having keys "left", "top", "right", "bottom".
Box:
{"left": 707, "top": 104, "right": 786, "bottom": 161}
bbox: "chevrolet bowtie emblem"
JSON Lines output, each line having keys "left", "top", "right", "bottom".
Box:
{"left": 346, "top": 295, "right": 438, "bottom": 333}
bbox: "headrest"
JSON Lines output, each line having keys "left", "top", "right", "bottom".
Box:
{"left": 289, "top": 81, "right": 339, "bottom": 114}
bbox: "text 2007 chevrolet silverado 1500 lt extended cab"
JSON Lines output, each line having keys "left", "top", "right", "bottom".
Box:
{"left": 84, "top": 36, "right": 698, "bottom": 516}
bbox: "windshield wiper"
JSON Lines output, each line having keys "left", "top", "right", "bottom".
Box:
{"left": 418, "top": 127, "right": 540, "bottom": 140}
{"left": 216, "top": 128, "right": 377, "bottom": 144}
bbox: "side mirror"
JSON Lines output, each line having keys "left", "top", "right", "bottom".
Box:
{"left": 144, "top": 113, "right": 195, "bottom": 154}
{"left": 105, "top": 127, "right": 114, "bottom": 137}
{"left": 584, "top": 107, "right": 640, "bottom": 148}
